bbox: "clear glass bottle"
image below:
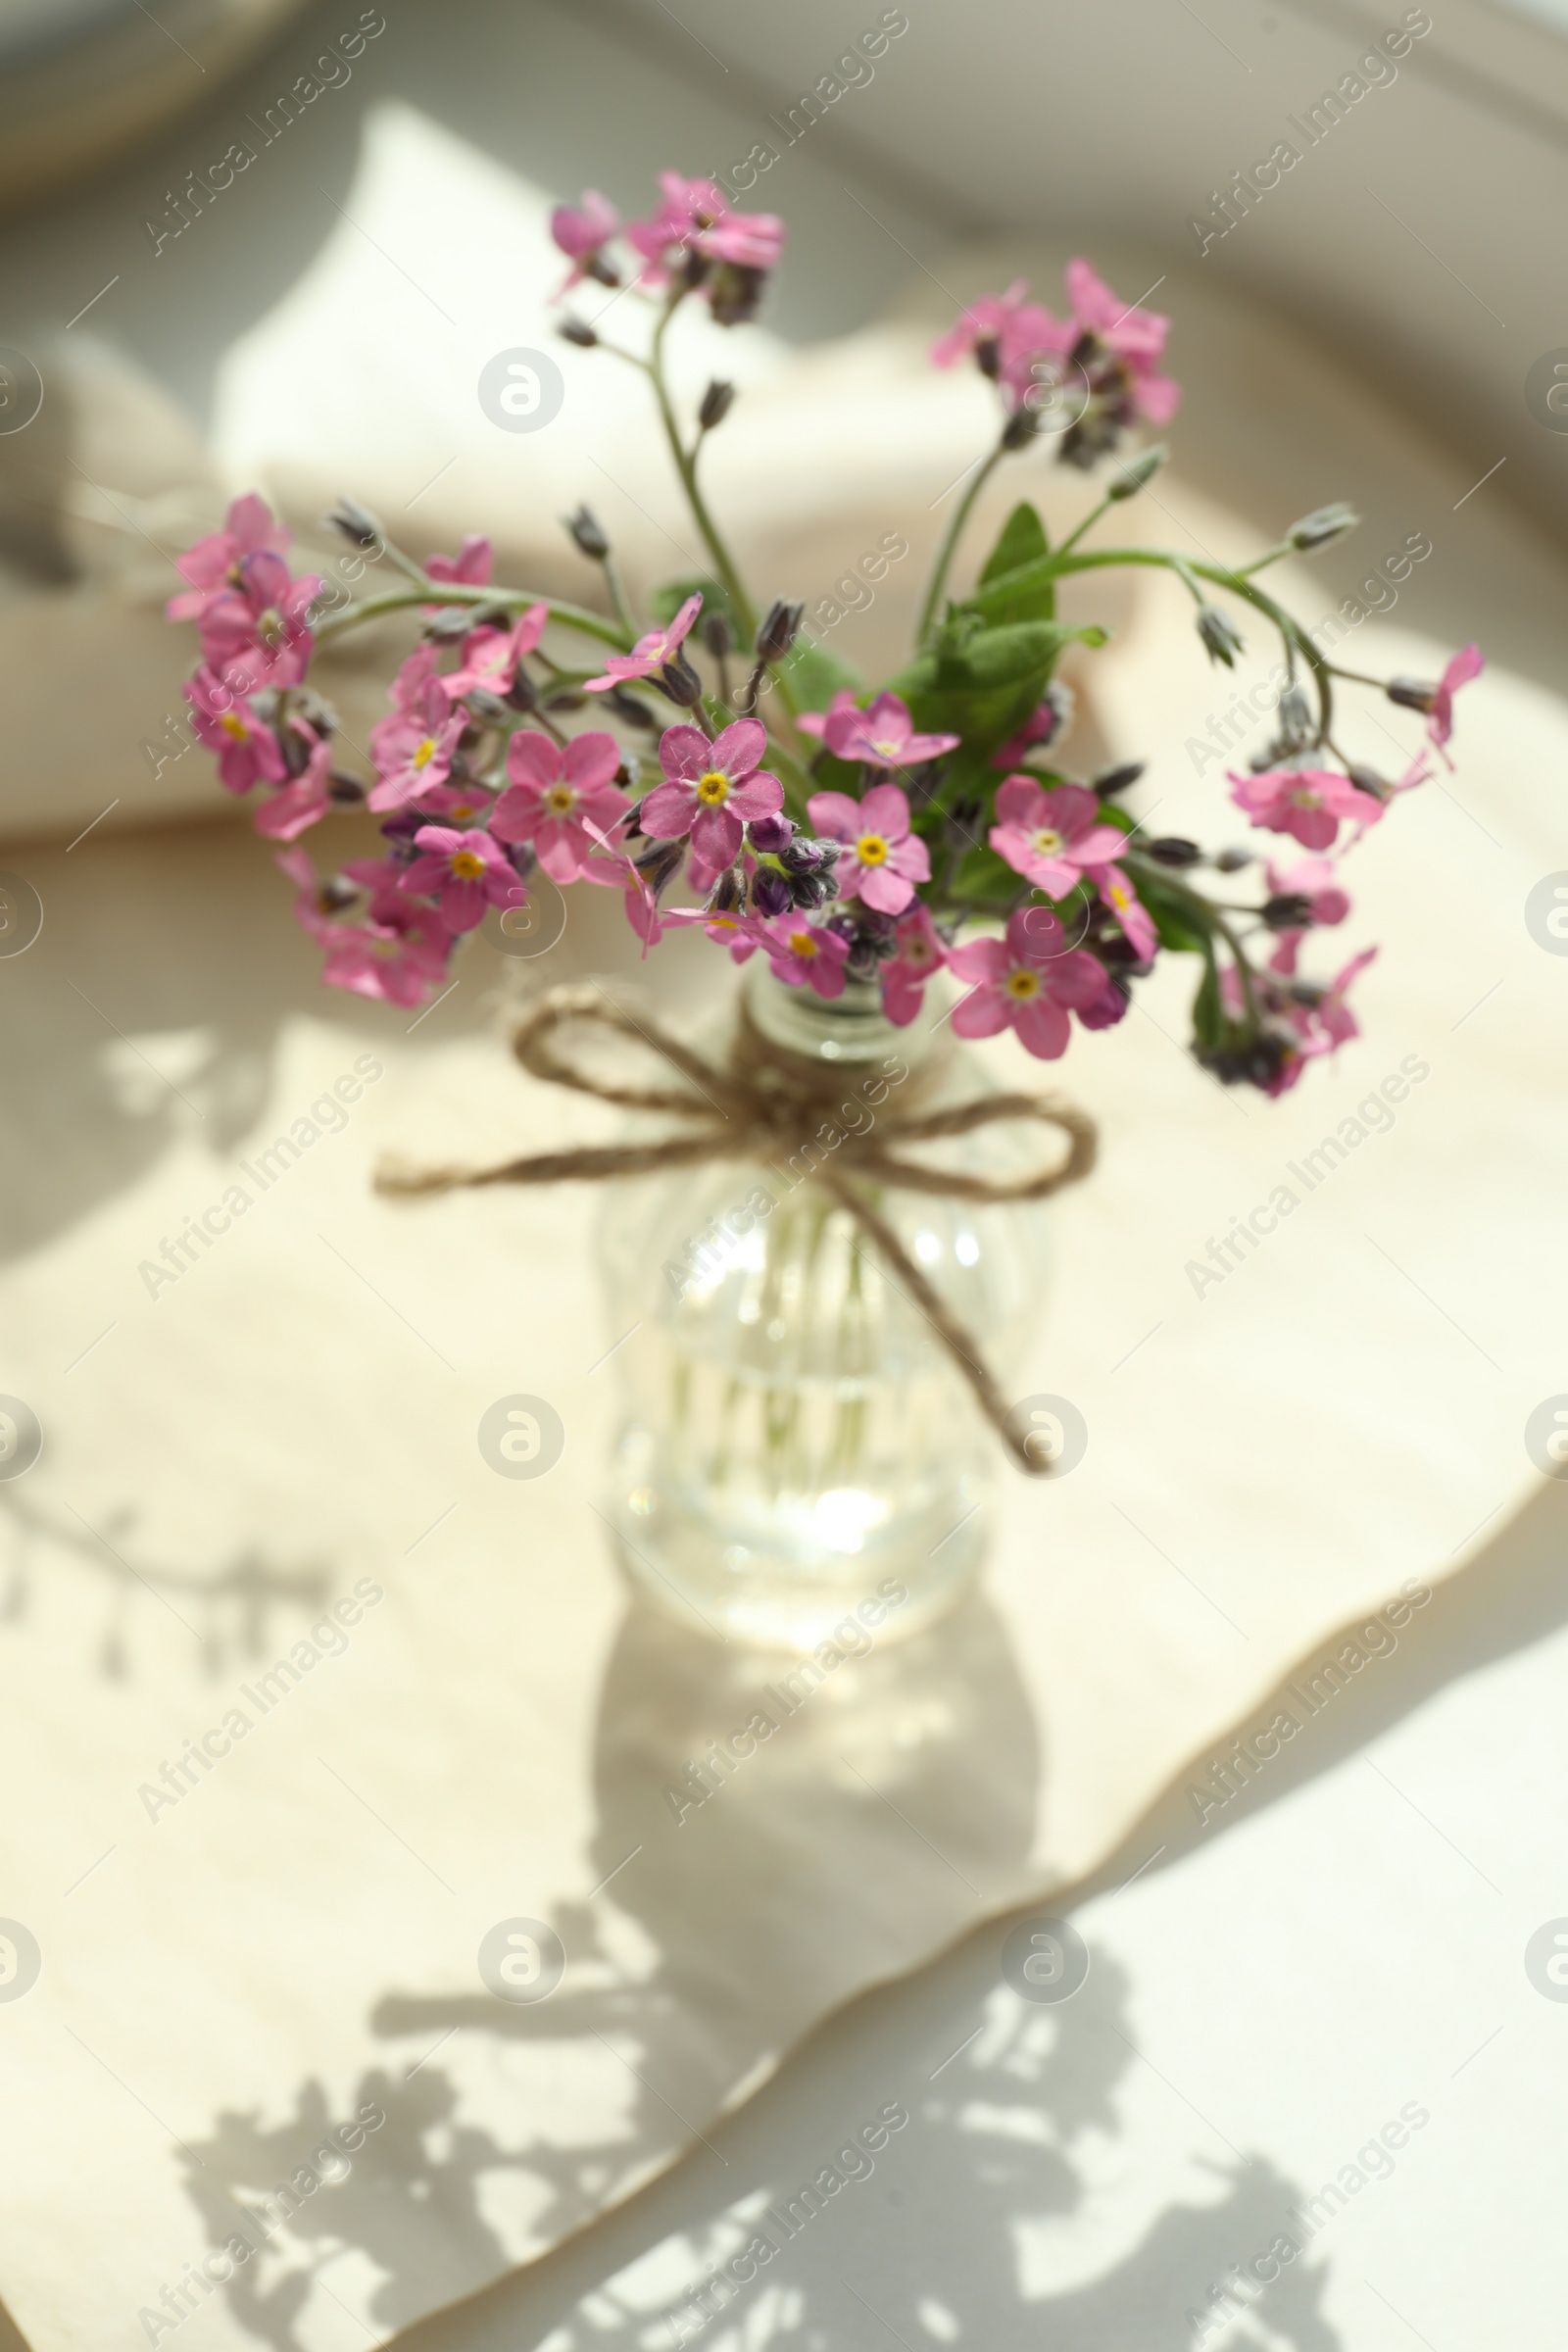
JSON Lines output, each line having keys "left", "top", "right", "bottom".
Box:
{"left": 598, "top": 962, "right": 1054, "bottom": 1649}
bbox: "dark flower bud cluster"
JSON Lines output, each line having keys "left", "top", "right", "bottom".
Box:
{"left": 827, "top": 904, "right": 899, "bottom": 982}
{"left": 1197, "top": 1031, "right": 1298, "bottom": 1090}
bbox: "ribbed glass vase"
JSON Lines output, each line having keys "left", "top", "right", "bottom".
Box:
{"left": 598, "top": 961, "right": 1054, "bottom": 1649}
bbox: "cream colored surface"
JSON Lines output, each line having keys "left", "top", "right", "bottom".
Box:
{"left": 2, "top": 99, "right": 1565, "bottom": 2352}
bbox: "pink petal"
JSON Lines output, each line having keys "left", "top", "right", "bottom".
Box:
{"left": 858, "top": 865, "right": 916, "bottom": 915}
{"left": 995, "top": 775, "right": 1047, "bottom": 829}
{"left": 561, "top": 730, "right": 622, "bottom": 792}
{"left": 658, "top": 724, "right": 711, "bottom": 782}
{"left": 806, "top": 791, "right": 860, "bottom": 842}
{"left": 641, "top": 782, "right": 697, "bottom": 839}
{"left": 690, "top": 805, "right": 742, "bottom": 865}
{"left": 440, "top": 880, "right": 485, "bottom": 932}
{"left": 1013, "top": 996, "right": 1071, "bottom": 1059}
{"left": 951, "top": 986, "right": 1010, "bottom": 1040}
{"left": 506, "top": 731, "right": 564, "bottom": 790}
{"left": 708, "top": 717, "right": 766, "bottom": 775}
{"left": 948, "top": 936, "right": 1010, "bottom": 984}
{"left": 727, "top": 772, "right": 784, "bottom": 820}
{"left": 858, "top": 783, "right": 911, "bottom": 843}
{"left": 488, "top": 783, "right": 542, "bottom": 844}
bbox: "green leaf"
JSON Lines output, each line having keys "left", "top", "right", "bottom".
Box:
{"left": 960, "top": 552, "right": 1062, "bottom": 625}
{"left": 887, "top": 619, "right": 1108, "bottom": 753}
{"left": 1134, "top": 869, "right": 1210, "bottom": 956}
{"left": 980, "top": 501, "right": 1049, "bottom": 583}
{"left": 946, "top": 842, "right": 1019, "bottom": 903}
{"left": 779, "top": 633, "right": 861, "bottom": 713}
{"left": 975, "top": 502, "right": 1055, "bottom": 624}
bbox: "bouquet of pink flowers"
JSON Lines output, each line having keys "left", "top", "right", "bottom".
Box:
{"left": 169, "top": 169, "right": 1481, "bottom": 1097}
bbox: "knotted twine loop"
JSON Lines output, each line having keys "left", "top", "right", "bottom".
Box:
{"left": 375, "top": 983, "right": 1098, "bottom": 1474}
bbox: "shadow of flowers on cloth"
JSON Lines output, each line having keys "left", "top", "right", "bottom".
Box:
{"left": 174, "top": 1590, "right": 1041, "bottom": 2344}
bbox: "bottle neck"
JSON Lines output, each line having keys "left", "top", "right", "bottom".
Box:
{"left": 740, "top": 958, "right": 943, "bottom": 1075}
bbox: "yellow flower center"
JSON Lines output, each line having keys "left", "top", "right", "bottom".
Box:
{"left": 413, "top": 737, "right": 438, "bottom": 770}
{"left": 1290, "top": 785, "right": 1320, "bottom": 808}
{"left": 219, "top": 712, "right": 250, "bottom": 741}
{"left": 543, "top": 784, "right": 576, "bottom": 814}
{"left": 789, "top": 930, "right": 818, "bottom": 957}
{"left": 857, "top": 833, "right": 890, "bottom": 865}
{"left": 371, "top": 936, "right": 401, "bottom": 958}
{"left": 696, "top": 770, "right": 730, "bottom": 806}
{"left": 1005, "top": 967, "right": 1041, "bottom": 1000}
{"left": 1109, "top": 882, "right": 1130, "bottom": 911}
{"left": 1031, "top": 826, "right": 1063, "bottom": 855}
{"left": 450, "top": 850, "right": 485, "bottom": 880}
{"left": 449, "top": 802, "right": 475, "bottom": 821}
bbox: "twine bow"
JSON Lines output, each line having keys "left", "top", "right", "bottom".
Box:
{"left": 376, "top": 983, "right": 1097, "bottom": 1473}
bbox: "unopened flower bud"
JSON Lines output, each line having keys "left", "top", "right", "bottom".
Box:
{"left": 424, "top": 610, "right": 471, "bottom": 644}
{"left": 710, "top": 866, "right": 742, "bottom": 914}
{"left": 326, "top": 498, "right": 382, "bottom": 551}
{"left": 465, "top": 687, "right": 511, "bottom": 724}
{"left": 326, "top": 768, "right": 366, "bottom": 805}
{"left": 1002, "top": 404, "right": 1042, "bottom": 452}
{"left": 1348, "top": 761, "right": 1392, "bottom": 801}
{"left": 1214, "top": 846, "right": 1254, "bottom": 872}
{"left": 1197, "top": 606, "right": 1245, "bottom": 667}
{"left": 699, "top": 378, "right": 736, "bottom": 431}
{"left": 506, "top": 668, "right": 540, "bottom": 712}
{"left": 545, "top": 690, "right": 586, "bottom": 713}
{"left": 657, "top": 651, "right": 706, "bottom": 708}
{"left": 633, "top": 838, "right": 684, "bottom": 898}
{"left": 702, "top": 611, "right": 732, "bottom": 660}
{"left": 947, "top": 796, "right": 983, "bottom": 845}
{"left": 751, "top": 865, "right": 793, "bottom": 918}
{"left": 754, "top": 599, "right": 804, "bottom": 664}
{"left": 1287, "top": 502, "right": 1357, "bottom": 552}
{"left": 1093, "top": 762, "right": 1146, "bottom": 799}
{"left": 974, "top": 333, "right": 1003, "bottom": 383}
{"left": 603, "top": 685, "right": 658, "bottom": 731}
{"left": 1386, "top": 675, "right": 1437, "bottom": 714}
{"left": 318, "top": 874, "right": 360, "bottom": 911}
{"left": 1108, "top": 445, "right": 1167, "bottom": 500}
{"left": 559, "top": 318, "right": 598, "bottom": 348}
{"left": 564, "top": 505, "right": 610, "bottom": 561}
{"left": 1262, "top": 892, "right": 1314, "bottom": 931}
{"left": 707, "top": 262, "right": 763, "bottom": 325}
{"left": 748, "top": 811, "right": 795, "bottom": 856}
{"left": 1147, "top": 835, "right": 1201, "bottom": 866}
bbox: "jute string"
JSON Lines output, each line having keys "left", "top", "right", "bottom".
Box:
{"left": 375, "top": 984, "right": 1098, "bottom": 1474}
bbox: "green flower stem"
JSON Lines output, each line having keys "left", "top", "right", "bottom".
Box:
{"left": 648, "top": 300, "right": 758, "bottom": 645}
{"left": 1123, "top": 850, "right": 1263, "bottom": 1028}
{"left": 314, "top": 581, "right": 628, "bottom": 650}
{"left": 1043, "top": 547, "right": 1334, "bottom": 745}
{"left": 1234, "top": 540, "right": 1294, "bottom": 576}
{"left": 600, "top": 555, "right": 638, "bottom": 640}
{"left": 1053, "top": 489, "right": 1118, "bottom": 562}
{"left": 914, "top": 433, "right": 1009, "bottom": 648}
